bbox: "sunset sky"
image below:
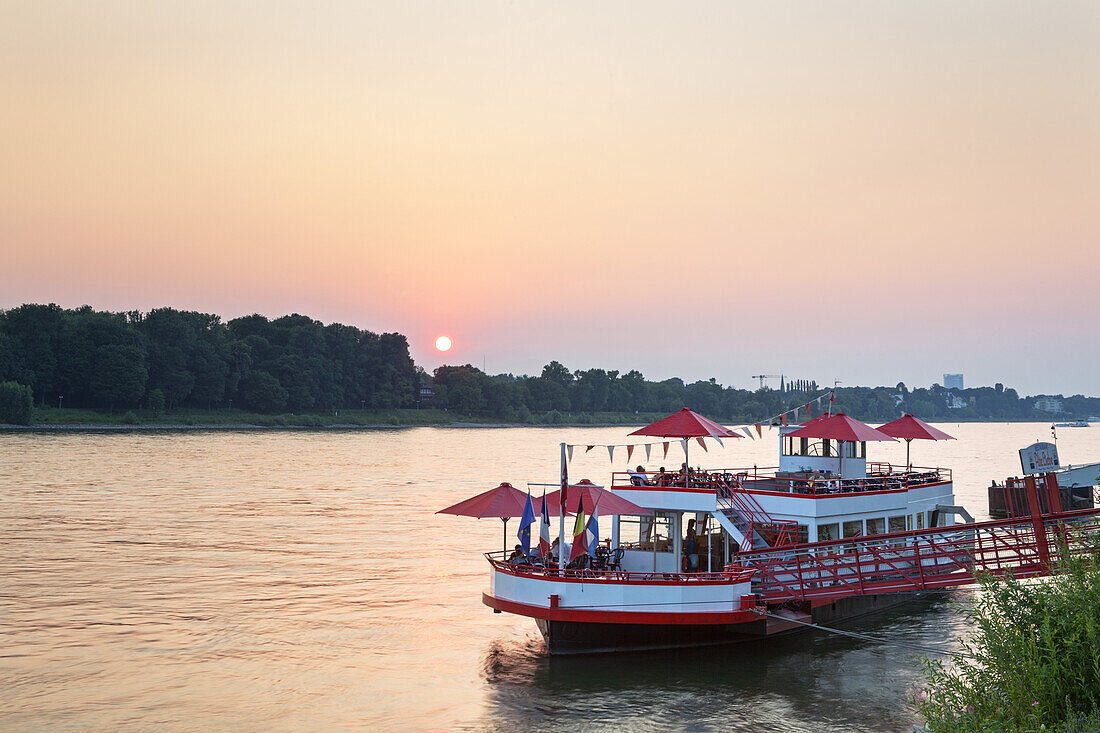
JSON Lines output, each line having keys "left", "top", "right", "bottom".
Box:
{"left": 2, "top": 2, "right": 1097, "bottom": 395}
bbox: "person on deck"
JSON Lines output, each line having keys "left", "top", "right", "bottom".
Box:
{"left": 507, "top": 544, "right": 526, "bottom": 564}
{"left": 548, "top": 537, "right": 570, "bottom": 564}
{"left": 685, "top": 518, "right": 697, "bottom": 555}
{"left": 629, "top": 465, "right": 651, "bottom": 486}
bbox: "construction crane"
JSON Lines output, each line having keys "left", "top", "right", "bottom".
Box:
{"left": 751, "top": 374, "right": 784, "bottom": 389}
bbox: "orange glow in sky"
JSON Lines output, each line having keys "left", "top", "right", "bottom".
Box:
{"left": 1, "top": 3, "right": 1098, "bottom": 393}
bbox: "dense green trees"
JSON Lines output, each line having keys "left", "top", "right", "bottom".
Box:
{"left": 0, "top": 381, "right": 33, "bottom": 424}
{"left": 0, "top": 304, "right": 418, "bottom": 414}
{"left": 428, "top": 362, "right": 1100, "bottom": 423}
{"left": 2, "top": 303, "right": 1096, "bottom": 423}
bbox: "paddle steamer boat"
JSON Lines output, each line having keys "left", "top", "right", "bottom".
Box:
{"left": 481, "top": 411, "right": 977, "bottom": 654}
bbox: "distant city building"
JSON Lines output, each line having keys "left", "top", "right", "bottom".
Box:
{"left": 943, "top": 373, "right": 964, "bottom": 390}
{"left": 1034, "top": 397, "right": 1063, "bottom": 413}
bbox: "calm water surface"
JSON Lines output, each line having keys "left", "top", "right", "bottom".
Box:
{"left": 2, "top": 423, "right": 1097, "bottom": 731}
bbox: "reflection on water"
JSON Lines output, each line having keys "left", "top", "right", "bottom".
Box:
{"left": 0, "top": 424, "right": 1096, "bottom": 731}
{"left": 475, "top": 593, "right": 973, "bottom": 733}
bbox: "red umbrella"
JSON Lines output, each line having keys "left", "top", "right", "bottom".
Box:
{"left": 785, "top": 412, "right": 896, "bottom": 442}
{"left": 628, "top": 408, "right": 741, "bottom": 475}
{"left": 877, "top": 414, "right": 955, "bottom": 469}
{"left": 785, "top": 412, "right": 895, "bottom": 476}
{"left": 629, "top": 407, "right": 741, "bottom": 440}
{"left": 543, "top": 479, "right": 652, "bottom": 517}
{"left": 437, "top": 482, "right": 531, "bottom": 553}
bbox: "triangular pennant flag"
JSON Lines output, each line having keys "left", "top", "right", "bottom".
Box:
{"left": 607, "top": 445, "right": 615, "bottom": 462}
{"left": 644, "top": 444, "right": 652, "bottom": 462}
{"left": 741, "top": 426, "right": 753, "bottom": 440}
{"left": 626, "top": 445, "right": 634, "bottom": 462}
{"left": 781, "top": 414, "right": 788, "bottom": 426}
{"left": 680, "top": 439, "right": 689, "bottom": 457}
{"left": 586, "top": 445, "right": 594, "bottom": 453}
{"left": 567, "top": 445, "right": 573, "bottom": 463}
{"left": 830, "top": 392, "right": 836, "bottom": 403}
{"left": 663, "top": 442, "right": 670, "bottom": 459}
{"left": 755, "top": 423, "right": 763, "bottom": 438}
{"left": 696, "top": 437, "right": 708, "bottom": 452}
{"left": 804, "top": 402, "right": 811, "bottom": 417}
{"left": 793, "top": 406, "right": 800, "bottom": 421}
{"left": 713, "top": 436, "right": 724, "bottom": 448}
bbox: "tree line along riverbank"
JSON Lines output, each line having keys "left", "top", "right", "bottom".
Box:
{"left": 2, "top": 303, "right": 1097, "bottom": 426}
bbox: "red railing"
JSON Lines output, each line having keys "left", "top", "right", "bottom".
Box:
{"left": 486, "top": 551, "right": 756, "bottom": 584}
{"left": 611, "top": 465, "right": 951, "bottom": 497}
{"left": 731, "top": 507, "right": 1100, "bottom": 603}
{"left": 715, "top": 480, "right": 798, "bottom": 551}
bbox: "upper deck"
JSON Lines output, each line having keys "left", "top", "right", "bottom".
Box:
{"left": 611, "top": 464, "right": 952, "bottom": 498}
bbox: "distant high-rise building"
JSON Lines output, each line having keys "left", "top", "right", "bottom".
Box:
{"left": 943, "top": 373, "right": 964, "bottom": 390}
{"left": 1034, "top": 397, "right": 1063, "bottom": 413}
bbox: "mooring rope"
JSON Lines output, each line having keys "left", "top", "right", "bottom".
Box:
{"left": 750, "top": 607, "right": 979, "bottom": 659}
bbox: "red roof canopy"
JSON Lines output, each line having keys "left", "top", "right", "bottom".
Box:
{"left": 544, "top": 480, "right": 651, "bottom": 516}
{"left": 786, "top": 412, "right": 896, "bottom": 442}
{"left": 437, "top": 482, "right": 530, "bottom": 519}
{"left": 629, "top": 408, "right": 741, "bottom": 439}
{"left": 877, "top": 414, "right": 955, "bottom": 442}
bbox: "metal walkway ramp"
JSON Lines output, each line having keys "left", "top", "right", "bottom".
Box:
{"left": 735, "top": 473, "right": 1100, "bottom": 603}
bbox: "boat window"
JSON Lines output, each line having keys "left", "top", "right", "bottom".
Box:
{"left": 866, "top": 517, "right": 885, "bottom": 535}
{"left": 916, "top": 512, "right": 925, "bottom": 530}
{"left": 800, "top": 438, "right": 809, "bottom": 456}
{"left": 619, "top": 513, "right": 672, "bottom": 553}
{"left": 794, "top": 524, "right": 809, "bottom": 543}
{"left": 822, "top": 439, "right": 832, "bottom": 457}
{"left": 843, "top": 520, "right": 863, "bottom": 538}
{"left": 888, "top": 516, "right": 906, "bottom": 534}
{"left": 817, "top": 523, "right": 839, "bottom": 541}
{"left": 859, "top": 441, "right": 866, "bottom": 458}
{"left": 906, "top": 514, "right": 913, "bottom": 531}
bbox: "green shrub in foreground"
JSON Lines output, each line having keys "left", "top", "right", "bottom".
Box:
{"left": 913, "top": 540, "right": 1100, "bottom": 732}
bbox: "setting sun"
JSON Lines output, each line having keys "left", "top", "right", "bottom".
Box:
{"left": 435, "top": 336, "right": 452, "bottom": 352}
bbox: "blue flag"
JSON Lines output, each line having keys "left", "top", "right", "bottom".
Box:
{"left": 585, "top": 502, "right": 600, "bottom": 556}
{"left": 518, "top": 492, "right": 536, "bottom": 556}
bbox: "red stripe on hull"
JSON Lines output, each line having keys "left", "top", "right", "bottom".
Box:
{"left": 483, "top": 592, "right": 760, "bottom": 625}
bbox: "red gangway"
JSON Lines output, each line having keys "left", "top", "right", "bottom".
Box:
{"left": 734, "top": 473, "right": 1100, "bottom": 603}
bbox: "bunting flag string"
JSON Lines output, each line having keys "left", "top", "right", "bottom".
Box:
{"left": 555, "top": 390, "right": 837, "bottom": 466}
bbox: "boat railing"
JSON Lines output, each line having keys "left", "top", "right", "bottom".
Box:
{"left": 715, "top": 480, "right": 799, "bottom": 551}
{"left": 728, "top": 506, "right": 1100, "bottom": 603}
{"left": 611, "top": 465, "right": 951, "bottom": 496}
{"left": 485, "top": 551, "right": 755, "bottom": 584}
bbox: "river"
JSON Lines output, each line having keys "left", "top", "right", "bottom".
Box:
{"left": 2, "top": 422, "right": 1097, "bottom": 731}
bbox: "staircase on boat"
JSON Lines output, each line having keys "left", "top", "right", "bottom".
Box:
{"left": 714, "top": 476, "right": 798, "bottom": 552}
